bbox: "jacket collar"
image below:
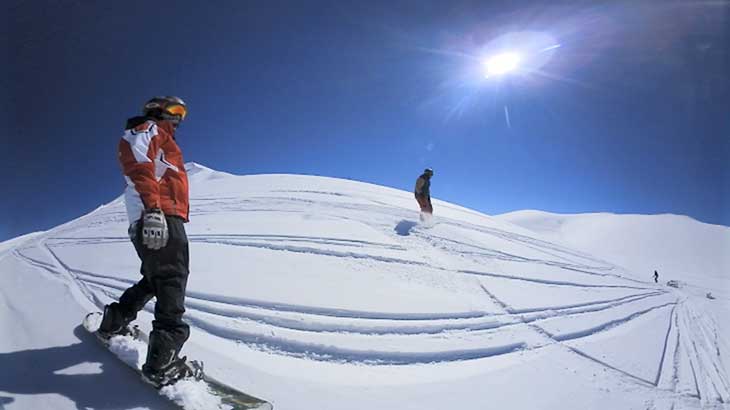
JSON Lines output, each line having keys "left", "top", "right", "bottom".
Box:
{"left": 125, "top": 116, "right": 176, "bottom": 138}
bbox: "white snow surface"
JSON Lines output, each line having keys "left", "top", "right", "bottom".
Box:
{"left": 497, "top": 210, "right": 730, "bottom": 284}
{"left": 1, "top": 164, "right": 729, "bottom": 410}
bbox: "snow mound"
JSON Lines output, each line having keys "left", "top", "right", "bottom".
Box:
{"left": 108, "top": 335, "right": 147, "bottom": 369}
{"left": 2, "top": 163, "right": 729, "bottom": 410}
{"left": 185, "top": 162, "right": 234, "bottom": 181}
{"left": 159, "top": 379, "right": 227, "bottom": 410}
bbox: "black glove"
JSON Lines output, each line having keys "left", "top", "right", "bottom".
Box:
{"left": 142, "top": 209, "right": 168, "bottom": 250}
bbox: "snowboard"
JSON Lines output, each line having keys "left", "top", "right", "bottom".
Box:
{"left": 82, "top": 312, "right": 273, "bottom": 410}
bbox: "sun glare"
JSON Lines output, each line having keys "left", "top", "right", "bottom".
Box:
{"left": 484, "top": 52, "right": 522, "bottom": 77}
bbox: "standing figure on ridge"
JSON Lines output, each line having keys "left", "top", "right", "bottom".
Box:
{"left": 99, "top": 96, "right": 192, "bottom": 387}
{"left": 654, "top": 270, "right": 659, "bottom": 283}
{"left": 415, "top": 168, "right": 434, "bottom": 221}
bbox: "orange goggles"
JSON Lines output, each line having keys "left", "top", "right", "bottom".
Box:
{"left": 165, "top": 104, "right": 187, "bottom": 120}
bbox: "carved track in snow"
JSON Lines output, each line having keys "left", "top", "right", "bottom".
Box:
{"left": 13, "top": 235, "right": 688, "bottom": 371}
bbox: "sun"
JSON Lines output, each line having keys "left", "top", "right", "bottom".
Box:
{"left": 483, "top": 52, "right": 522, "bottom": 77}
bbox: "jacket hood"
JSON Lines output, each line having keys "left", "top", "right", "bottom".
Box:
{"left": 125, "top": 116, "right": 151, "bottom": 130}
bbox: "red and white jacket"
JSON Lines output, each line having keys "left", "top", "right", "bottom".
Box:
{"left": 118, "top": 118, "right": 189, "bottom": 224}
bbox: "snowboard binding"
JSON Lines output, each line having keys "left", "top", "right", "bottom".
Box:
{"left": 141, "top": 357, "right": 205, "bottom": 388}
{"left": 97, "top": 324, "right": 141, "bottom": 342}
{"left": 83, "top": 311, "right": 141, "bottom": 343}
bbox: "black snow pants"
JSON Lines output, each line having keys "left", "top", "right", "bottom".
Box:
{"left": 117, "top": 216, "right": 190, "bottom": 353}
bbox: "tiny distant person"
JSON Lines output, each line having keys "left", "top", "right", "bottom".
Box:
{"left": 654, "top": 270, "right": 659, "bottom": 283}
{"left": 414, "top": 168, "right": 434, "bottom": 220}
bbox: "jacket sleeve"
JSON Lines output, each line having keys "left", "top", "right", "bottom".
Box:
{"left": 118, "top": 121, "right": 163, "bottom": 210}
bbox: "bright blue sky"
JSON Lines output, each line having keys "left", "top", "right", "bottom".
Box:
{"left": 3, "top": 1, "right": 729, "bottom": 241}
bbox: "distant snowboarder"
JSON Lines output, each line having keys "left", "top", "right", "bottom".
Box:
{"left": 414, "top": 168, "right": 434, "bottom": 221}
{"left": 654, "top": 270, "right": 659, "bottom": 283}
{"left": 99, "top": 96, "right": 193, "bottom": 387}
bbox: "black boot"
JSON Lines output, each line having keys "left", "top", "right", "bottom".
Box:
{"left": 141, "top": 330, "right": 192, "bottom": 387}
{"left": 98, "top": 303, "right": 137, "bottom": 339}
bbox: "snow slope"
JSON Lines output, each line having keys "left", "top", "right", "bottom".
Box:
{"left": 497, "top": 210, "right": 730, "bottom": 284}
{"left": 1, "top": 164, "right": 728, "bottom": 410}
{"left": 498, "top": 209, "right": 730, "bottom": 403}
{"left": 0, "top": 231, "right": 43, "bottom": 260}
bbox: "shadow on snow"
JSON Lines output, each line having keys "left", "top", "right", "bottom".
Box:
{"left": 0, "top": 325, "right": 176, "bottom": 410}
{"left": 394, "top": 220, "right": 418, "bottom": 236}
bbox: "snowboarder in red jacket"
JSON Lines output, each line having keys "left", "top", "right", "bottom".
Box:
{"left": 99, "top": 96, "right": 192, "bottom": 387}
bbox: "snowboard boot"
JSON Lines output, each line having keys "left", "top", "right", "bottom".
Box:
{"left": 141, "top": 330, "right": 193, "bottom": 388}
{"left": 98, "top": 303, "right": 138, "bottom": 340}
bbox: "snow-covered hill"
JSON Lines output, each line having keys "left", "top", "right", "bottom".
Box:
{"left": 497, "top": 210, "right": 730, "bottom": 284}
{"left": 1, "top": 165, "right": 728, "bottom": 410}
